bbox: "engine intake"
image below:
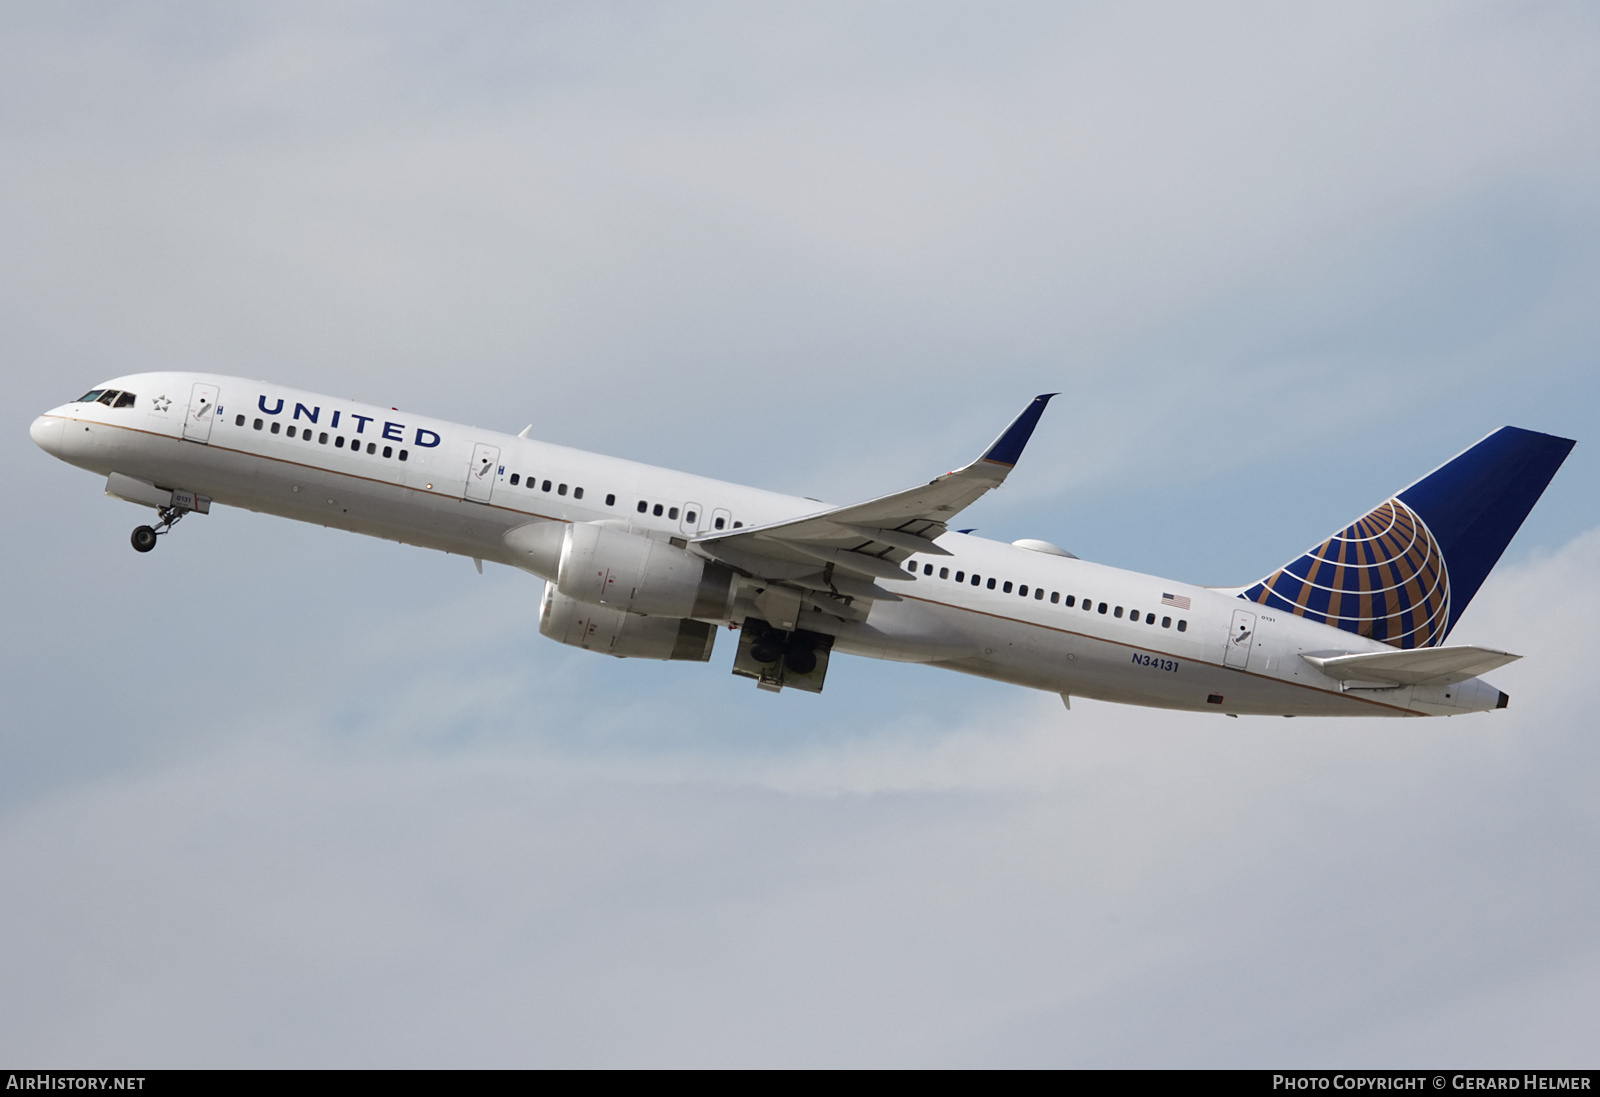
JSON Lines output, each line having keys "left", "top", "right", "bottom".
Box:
{"left": 540, "top": 585, "right": 716, "bottom": 661}
{"left": 556, "top": 522, "right": 736, "bottom": 621}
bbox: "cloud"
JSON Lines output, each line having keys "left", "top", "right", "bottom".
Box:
{"left": 1, "top": 527, "right": 1595, "bottom": 1066}
{"left": 1, "top": 3, "right": 1596, "bottom": 1067}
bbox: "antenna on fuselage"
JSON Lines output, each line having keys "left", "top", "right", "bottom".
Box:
{"left": 517, "top": 424, "right": 534, "bottom": 439}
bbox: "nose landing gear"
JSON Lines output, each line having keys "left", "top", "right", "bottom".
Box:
{"left": 129, "top": 503, "right": 190, "bottom": 553}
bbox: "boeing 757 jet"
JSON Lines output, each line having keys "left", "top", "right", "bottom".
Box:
{"left": 31, "top": 375, "right": 1573, "bottom": 715}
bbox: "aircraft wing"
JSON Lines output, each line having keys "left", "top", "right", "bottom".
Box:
{"left": 692, "top": 395, "right": 1055, "bottom": 606}
{"left": 1300, "top": 645, "right": 1521, "bottom": 686}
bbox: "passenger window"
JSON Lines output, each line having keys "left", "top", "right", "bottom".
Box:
{"left": 1146, "top": 612, "right": 1155, "bottom": 624}
{"left": 510, "top": 474, "right": 520, "bottom": 486}
{"left": 319, "top": 432, "right": 328, "bottom": 444}
{"left": 235, "top": 414, "right": 246, "bottom": 427}
{"left": 286, "top": 426, "right": 296, "bottom": 438}
{"left": 653, "top": 504, "right": 664, "bottom": 517}
{"left": 1114, "top": 607, "right": 1123, "bottom": 618}
{"left": 955, "top": 571, "right": 965, "bottom": 582}
{"left": 1161, "top": 616, "right": 1171, "bottom": 628}
{"left": 924, "top": 564, "right": 934, "bottom": 576}
{"left": 1018, "top": 584, "right": 1027, "bottom": 596}
{"left": 1177, "top": 620, "right": 1187, "bottom": 632}
{"left": 1065, "top": 595, "right": 1075, "bottom": 607}
{"left": 1050, "top": 592, "right": 1059, "bottom": 603}
{"left": 1098, "top": 602, "right": 1108, "bottom": 614}
{"left": 606, "top": 494, "right": 615, "bottom": 506}
{"left": 637, "top": 500, "right": 648, "bottom": 513}
{"left": 1003, "top": 581, "right": 1013, "bottom": 593}
{"left": 271, "top": 422, "right": 281, "bottom": 434}
{"left": 939, "top": 567, "right": 949, "bottom": 579}
{"left": 366, "top": 442, "right": 375, "bottom": 454}
{"left": 254, "top": 419, "right": 263, "bottom": 430}
{"left": 714, "top": 517, "right": 725, "bottom": 530}
{"left": 1035, "top": 588, "right": 1045, "bottom": 600}
{"left": 542, "top": 480, "right": 552, "bottom": 492}
{"left": 399, "top": 449, "right": 408, "bottom": 461}
{"left": 907, "top": 560, "right": 917, "bottom": 572}
{"left": 559, "top": 484, "right": 568, "bottom": 496}
{"left": 335, "top": 436, "right": 345, "bottom": 447}
{"left": 684, "top": 509, "right": 694, "bottom": 523}
{"left": 115, "top": 392, "right": 136, "bottom": 408}
{"left": 970, "top": 574, "right": 980, "bottom": 585}
{"left": 667, "top": 506, "right": 677, "bottom": 518}
{"left": 383, "top": 446, "right": 392, "bottom": 458}
{"left": 575, "top": 488, "right": 585, "bottom": 500}
{"left": 733, "top": 521, "right": 743, "bottom": 528}
{"left": 987, "top": 578, "right": 997, "bottom": 590}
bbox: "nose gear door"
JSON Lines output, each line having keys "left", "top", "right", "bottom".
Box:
{"left": 465, "top": 443, "right": 500, "bottom": 503}
{"left": 182, "top": 383, "right": 219, "bottom": 443}
{"left": 1225, "top": 608, "right": 1256, "bottom": 670}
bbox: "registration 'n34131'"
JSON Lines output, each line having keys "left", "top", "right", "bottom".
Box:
{"left": 1132, "top": 652, "right": 1179, "bottom": 673}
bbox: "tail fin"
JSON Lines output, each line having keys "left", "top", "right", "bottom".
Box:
{"left": 1242, "top": 426, "right": 1575, "bottom": 648}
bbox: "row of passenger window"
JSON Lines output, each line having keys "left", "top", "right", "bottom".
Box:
{"left": 500, "top": 476, "right": 747, "bottom": 530}
{"left": 238, "top": 414, "right": 409, "bottom": 461}
{"left": 906, "top": 559, "right": 1189, "bottom": 632}
{"left": 632, "top": 499, "right": 744, "bottom": 529}
{"left": 508, "top": 472, "right": 588, "bottom": 500}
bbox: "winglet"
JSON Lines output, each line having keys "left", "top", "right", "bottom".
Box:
{"left": 980, "top": 394, "right": 1056, "bottom": 468}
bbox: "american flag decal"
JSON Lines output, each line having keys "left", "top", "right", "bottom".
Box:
{"left": 1161, "top": 592, "right": 1191, "bottom": 610}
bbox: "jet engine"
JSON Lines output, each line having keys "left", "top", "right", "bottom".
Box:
{"left": 555, "top": 522, "right": 737, "bottom": 621}
{"left": 540, "top": 584, "right": 716, "bottom": 661}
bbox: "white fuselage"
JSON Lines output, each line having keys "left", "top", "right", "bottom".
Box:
{"left": 31, "top": 372, "right": 1509, "bottom": 717}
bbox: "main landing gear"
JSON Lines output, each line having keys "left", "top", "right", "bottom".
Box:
{"left": 130, "top": 504, "right": 188, "bottom": 553}
{"left": 733, "top": 618, "right": 834, "bottom": 694}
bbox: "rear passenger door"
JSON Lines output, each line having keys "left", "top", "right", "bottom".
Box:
{"left": 1225, "top": 608, "right": 1256, "bottom": 670}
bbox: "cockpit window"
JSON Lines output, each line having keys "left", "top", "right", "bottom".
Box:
{"left": 76, "top": 389, "right": 105, "bottom": 403}
{"left": 95, "top": 390, "right": 119, "bottom": 406}
{"left": 113, "top": 392, "right": 136, "bottom": 408}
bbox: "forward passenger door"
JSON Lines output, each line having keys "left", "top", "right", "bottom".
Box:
{"left": 182, "top": 383, "right": 219, "bottom": 443}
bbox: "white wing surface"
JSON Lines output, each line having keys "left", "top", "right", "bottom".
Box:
{"left": 691, "top": 395, "right": 1055, "bottom": 615}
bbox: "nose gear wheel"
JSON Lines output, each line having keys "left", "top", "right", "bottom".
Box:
{"left": 129, "top": 504, "right": 188, "bottom": 553}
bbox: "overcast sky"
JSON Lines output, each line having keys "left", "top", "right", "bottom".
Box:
{"left": 1, "top": 1, "right": 1597, "bottom": 1067}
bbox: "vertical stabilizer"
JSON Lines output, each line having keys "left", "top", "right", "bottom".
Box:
{"left": 1242, "top": 426, "right": 1574, "bottom": 648}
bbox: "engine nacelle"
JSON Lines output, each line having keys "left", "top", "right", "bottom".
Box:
{"left": 556, "top": 522, "right": 737, "bottom": 621}
{"left": 540, "top": 584, "right": 716, "bottom": 661}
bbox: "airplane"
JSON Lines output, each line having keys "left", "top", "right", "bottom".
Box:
{"left": 30, "top": 373, "right": 1574, "bottom": 717}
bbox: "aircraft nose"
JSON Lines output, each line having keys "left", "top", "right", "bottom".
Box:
{"left": 30, "top": 414, "right": 64, "bottom": 457}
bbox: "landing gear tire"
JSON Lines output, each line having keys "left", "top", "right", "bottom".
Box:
{"left": 783, "top": 646, "right": 818, "bottom": 676}
{"left": 131, "top": 525, "right": 158, "bottom": 553}
{"left": 749, "top": 639, "right": 782, "bottom": 665}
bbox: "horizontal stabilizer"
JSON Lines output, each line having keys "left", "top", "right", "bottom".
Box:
{"left": 1300, "top": 645, "right": 1520, "bottom": 686}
